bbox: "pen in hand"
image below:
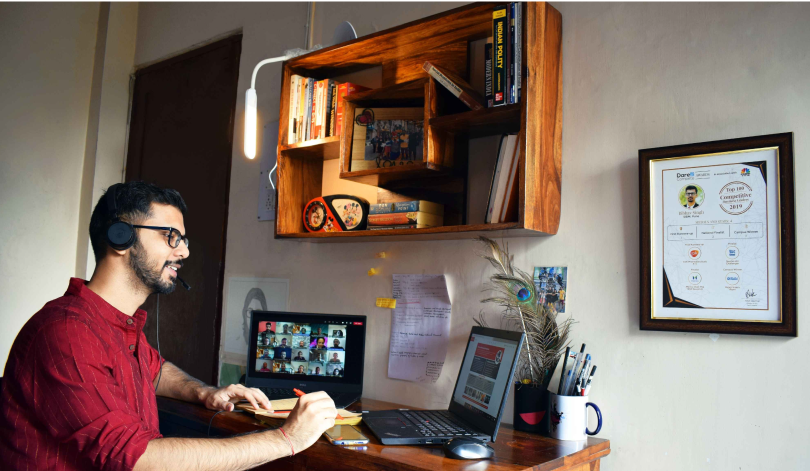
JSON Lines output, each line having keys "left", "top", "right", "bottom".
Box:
{"left": 293, "top": 388, "right": 344, "bottom": 420}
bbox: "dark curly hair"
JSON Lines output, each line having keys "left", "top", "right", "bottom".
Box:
{"left": 89, "top": 181, "right": 187, "bottom": 263}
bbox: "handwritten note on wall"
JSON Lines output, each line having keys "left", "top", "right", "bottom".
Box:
{"left": 388, "top": 274, "right": 452, "bottom": 383}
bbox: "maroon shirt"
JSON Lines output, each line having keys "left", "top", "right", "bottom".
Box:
{"left": 0, "top": 278, "right": 164, "bottom": 470}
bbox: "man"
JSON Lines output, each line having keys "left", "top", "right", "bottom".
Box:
{"left": 330, "top": 353, "right": 342, "bottom": 363}
{"left": 684, "top": 185, "right": 700, "bottom": 208}
{"left": 260, "top": 362, "right": 271, "bottom": 372}
{"left": 294, "top": 350, "right": 307, "bottom": 361}
{"left": 0, "top": 182, "right": 337, "bottom": 470}
{"left": 298, "top": 339, "right": 307, "bottom": 348}
{"left": 330, "top": 338, "right": 344, "bottom": 350}
{"left": 296, "top": 365, "right": 306, "bottom": 374}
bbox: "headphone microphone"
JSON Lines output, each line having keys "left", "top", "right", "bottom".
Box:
{"left": 176, "top": 276, "right": 191, "bottom": 291}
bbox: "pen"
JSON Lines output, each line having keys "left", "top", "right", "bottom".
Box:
{"left": 567, "top": 344, "right": 586, "bottom": 396}
{"left": 294, "top": 388, "right": 344, "bottom": 420}
{"left": 583, "top": 366, "right": 596, "bottom": 395}
{"left": 577, "top": 354, "right": 591, "bottom": 393}
{"left": 557, "top": 346, "right": 571, "bottom": 394}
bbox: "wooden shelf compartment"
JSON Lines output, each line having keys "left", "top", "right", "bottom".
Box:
{"left": 278, "top": 136, "right": 341, "bottom": 160}
{"left": 273, "top": 2, "right": 563, "bottom": 240}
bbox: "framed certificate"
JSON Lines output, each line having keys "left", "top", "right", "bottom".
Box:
{"left": 639, "top": 133, "right": 796, "bottom": 336}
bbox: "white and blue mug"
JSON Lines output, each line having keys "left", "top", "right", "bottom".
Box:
{"left": 546, "top": 392, "right": 602, "bottom": 441}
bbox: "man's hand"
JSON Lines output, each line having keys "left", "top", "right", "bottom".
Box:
{"left": 200, "top": 384, "right": 274, "bottom": 412}
{"left": 281, "top": 391, "right": 337, "bottom": 452}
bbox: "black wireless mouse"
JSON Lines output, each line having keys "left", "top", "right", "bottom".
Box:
{"left": 442, "top": 437, "right": 495, "bottom": 460}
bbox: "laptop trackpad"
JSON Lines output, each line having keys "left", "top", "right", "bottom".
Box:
{"left": 365, "top": 417, "right": 411, "bottom": 428}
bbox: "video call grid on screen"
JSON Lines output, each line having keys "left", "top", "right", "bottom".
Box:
{"left": 254, "top": 320, "right": 349, "bottom": 377}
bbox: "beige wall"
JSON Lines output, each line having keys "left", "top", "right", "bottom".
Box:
{"left": 0, "top": 2, "right": 101, "bottom": 367}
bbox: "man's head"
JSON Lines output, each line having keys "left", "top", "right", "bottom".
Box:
{"left": 332, "top": 353, "right": 339, "bottom": 360}
{"left": 685, "top": 185, "right": 698, "bottom": 205}
{"left": 315, "top": 367, "right": 320, "bottom": 374}
{"left": 333, "top": 339, "right": 341, "bottom": 348}
{"left": 89, "top": 182, "right": 189, "bottom": 295}
{"left": 283, "top": 325, "right": 289, "bottom": 333}
{"left": 281, "top": 351, "right": 287, "bottom": 359}
{"left": 262, "top": 362, "right": 267, "bottom": 369}
{"left": 316, "top": 337, "right": 325, "bottom": 348}
{"left": 281, "top": 338, "right": 287, "bottom": 346}
{"left": 298, "top": 340, "right": 306, "bottom": 347}
{"left": 297, "top": 365, "right": 304, "bottom": 373}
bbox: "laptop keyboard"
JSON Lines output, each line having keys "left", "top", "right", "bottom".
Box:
{"left": 400, "top": 410, "right": 477, "bottom": 437}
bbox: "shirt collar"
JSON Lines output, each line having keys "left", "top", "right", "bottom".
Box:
{"left": 66, "top": 278, "right": 148, "bottom": 328}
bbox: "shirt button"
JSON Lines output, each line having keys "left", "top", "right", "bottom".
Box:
{"left": 126, "top": 319, "right": 134, "bottom": 325}
{"left": 129, "top": 344, "right": 135, "bottom": 351}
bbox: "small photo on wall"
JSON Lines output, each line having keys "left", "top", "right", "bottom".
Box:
{"left": 534, "top": 266, "right": 568, "bottom": 313}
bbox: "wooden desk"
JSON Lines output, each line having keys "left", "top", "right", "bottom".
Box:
{"left": 157, "top": 397, "right": 610, "bottom": 471}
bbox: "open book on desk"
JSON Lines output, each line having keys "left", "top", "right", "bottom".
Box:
{"left": 237, "top": 399, "right": 363, "bottom": 426}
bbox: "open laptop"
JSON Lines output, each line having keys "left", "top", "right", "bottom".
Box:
{"left": 245, "top": 311, "right": 367, "bottom": 409}
{"left": 364, "top": 326, "right": 524, "bottom": 445}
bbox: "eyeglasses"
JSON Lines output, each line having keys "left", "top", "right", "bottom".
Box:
{"left": 132, "top": 225, "right": 190, "bottom": 248}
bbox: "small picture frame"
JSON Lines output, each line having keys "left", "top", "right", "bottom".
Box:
{"left": 639, "top": 133, "right": 796, "bottom": 336}
{"left": 350, "top": 107, "right": 424, "bottom": 171}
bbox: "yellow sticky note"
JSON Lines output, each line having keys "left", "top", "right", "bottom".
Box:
{"left": 376, "top": 298, "right": 396, "bottom": 309}
{"left": 368, "top": 268, "right": 378, "bottom": 276}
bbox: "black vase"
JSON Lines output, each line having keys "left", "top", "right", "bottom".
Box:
{"left": 513, "top": 383, "right": 549, "bottom": 433}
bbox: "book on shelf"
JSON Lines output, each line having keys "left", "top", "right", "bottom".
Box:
{"left": 370, "top": 200, "right": 444, "bottom": 216}
{"left": 329, "top": 82, "right": 338, "bottom": 137}
{"left": 303, "top": 77, "right": 314, "bottom": 142}
{"left": 492, "top": 5, "right": 507, "bottom": 106}
{"left": 367, "top": 211, "right": 443, "bottom": 227}
{"left": 489, "top": 3, "right": 521, "bottom": 107}
{"left": 368, "top": 224, "right": 424, "bottom": 230}
{"left": 422, "top": 62, "right": 485, "bottom": 111}
{"left": 335, "top": 82, "right": 370, "bottom": 137}
{"left": 485, "top": 41, "right": 493, "bottom": 108}
{"left": 288, "top": 75, "right": 300, "bottom": 144}
{"left": 486, "top": 133, "right": 519, "bottom": 223}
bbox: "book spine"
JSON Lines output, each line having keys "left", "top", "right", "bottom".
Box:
{"left": 311, "top": 80, "right": 320, "bottom": 140}
{"left": 370, "top": 201, "right": 421, "bottom": 214}
{"left": 298, "top": 78, "right": 307, "bottom": 143}
{"left": 508, "top": 2, "right": 514, "bottom": 105}
{"left": 304, "top": 78, "right": 313, "bottom": 141}
{"left": 486, "top": 135, "right": 507, "bottom": 223}
{"left": 485, "top": 43, "right": 493, "bottom": 108}
{"left": 423, "top": 63, "right": 483, "bottom": 111}
{"left": 492, "top": 6, "right": 507, "bottom": 106}
{"left": 288, "top": 75, "right": 297, "bottom": 144}
{"left": 367, "top": 212, "right": 442, "bottom": 226}
{"left": 367, "top": 224, "right": 419, "bottom": 231}
{"left": 328, "top": 82, "right": 337, "bottom": 137}
{"left": 516, "top": 2, "right": 522, "bottom": 103}
{"left": 336, "top": 83, "right": 348, "bottom": 137}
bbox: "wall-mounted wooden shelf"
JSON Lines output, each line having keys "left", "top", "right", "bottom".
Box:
{"left": 274, "top": 2, "right": 563, "bottom": 241}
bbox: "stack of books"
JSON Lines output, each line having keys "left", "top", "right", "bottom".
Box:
{"left": 489, "top": 3, "right": 522, "bottom": 107}
{"left": 287, "top": 77, "right": 369, "bottom": 145}
{"left": 367, "top": 200, "right": 444, "bottom": 230}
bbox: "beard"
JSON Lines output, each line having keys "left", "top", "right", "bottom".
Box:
{"left": 128, "top": 239, "right": 177, "bottom": 295}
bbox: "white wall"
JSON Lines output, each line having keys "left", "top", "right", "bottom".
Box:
{"left": 0, "top": 3, "right": 100, "bottom": 367}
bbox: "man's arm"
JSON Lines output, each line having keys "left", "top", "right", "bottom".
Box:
{"left": 135, "top": 391, "right": 337, "bottom": 471}
{"left": 155, "top": 361, "right": 272, "bottom": 411}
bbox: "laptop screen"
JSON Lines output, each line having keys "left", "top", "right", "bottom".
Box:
{"left": 448, "top": 327, "right": 523, "bottom": 440}
{"left": 246, "top": 311, "right": 366, "bottom": 391}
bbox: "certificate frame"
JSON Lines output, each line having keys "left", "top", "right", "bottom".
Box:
{"left": 639, "top": 133, "right": 796, "bottom": 336}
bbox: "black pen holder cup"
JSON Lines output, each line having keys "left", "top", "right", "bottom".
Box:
{"left": 513, "top": 383, "right": 549, "bottom": 434}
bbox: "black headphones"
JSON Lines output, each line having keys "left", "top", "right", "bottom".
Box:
{"left": 105, "top": 183, "right": 137, "bottom": 250}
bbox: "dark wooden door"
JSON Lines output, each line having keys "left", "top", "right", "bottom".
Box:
{"left": 126, "top": 35, "right": 242, "bottom": 385}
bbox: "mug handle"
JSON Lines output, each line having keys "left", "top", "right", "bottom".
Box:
{"left": 585, "top": 402, "right": 602, "bottom": 435}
